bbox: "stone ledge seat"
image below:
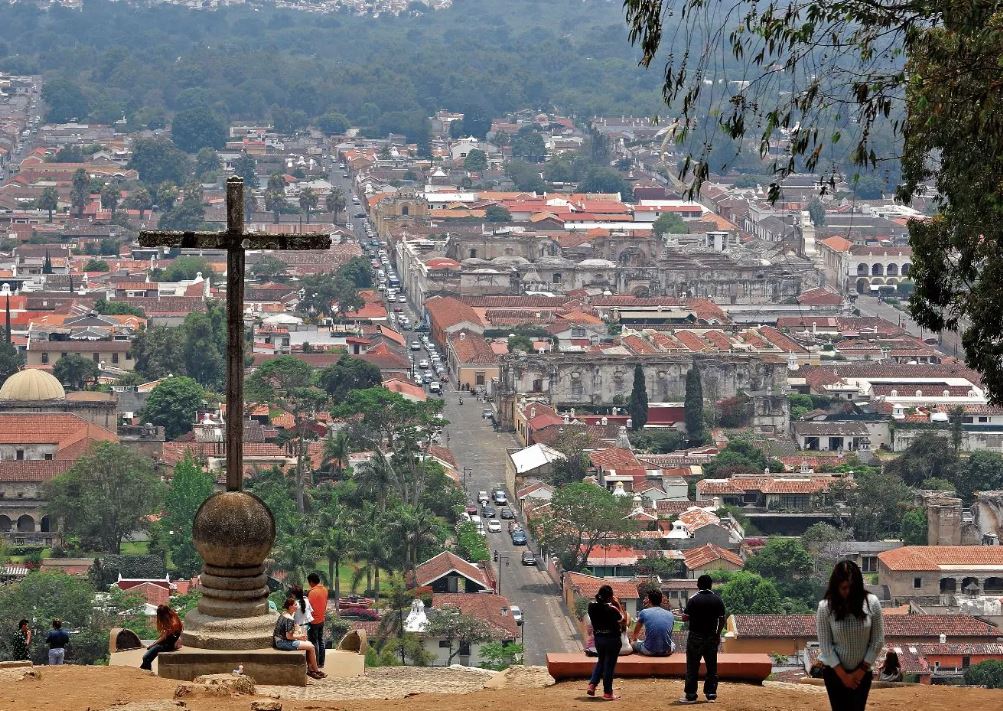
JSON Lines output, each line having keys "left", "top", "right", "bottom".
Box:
{"left": 545, "top": 652, "right": 773, "bottom": 683}
{"left": 158, "top": 648, "right": 308, "bottom": 686}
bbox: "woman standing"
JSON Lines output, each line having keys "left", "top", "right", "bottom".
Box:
{"left": 273, "top": 596, "right": 326, "bottom": 679}
{"left": 816, "top": 560, "right": 884, "bottom": 711}
{"left": 141, "top": 604, "right": 183, "bottom": 671}
{"left": 587, "top": 584, "right": 625, "bottom": 700}
{"left": 289, "top": 585, "right": 315, "bottom": 630}
{"left": 12, "top": 619, "right": 31, "bottom": 661}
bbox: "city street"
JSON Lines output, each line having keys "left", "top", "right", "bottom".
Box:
{"left": 855, "top": 294, "right": 967, "bottom": 360}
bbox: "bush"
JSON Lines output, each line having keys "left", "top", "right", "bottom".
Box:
{"left": 964, "top": 659, "right": 1003, "bottom": 688}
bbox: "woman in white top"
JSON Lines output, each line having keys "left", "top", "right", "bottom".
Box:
{"left": 289, "top": 585, "right": 314, "bottom": 627}
{"left": 816, "top": 560, "right": 884, "bottom": 711}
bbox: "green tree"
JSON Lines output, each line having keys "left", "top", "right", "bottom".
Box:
{"left": 158, "top": 182, "right": 205, "bottom": 231}
{"left": 505, "top": 159, "right": 546, "bottom": 193}
{"left": 101, "top": 182, "right": 120, "bottom": 215}
{"left": 507, "top": 334, "right": 534, "bottom": 353}
{"left": 578, "top": 166, "right": 632, "bottom": 199}
{"left": 454, "top": 520, "right": 490, "bottom": 563}
{"left": 901, "top": 508, "right": 928, "bottom": 546}
{"left": 321, "top": 430, "right": 351, "bottom": 478}
{"left": 536, "top": 482, "right": 638, "bottom": 572}
{"left": 745, "top": 537, "right": 817, "bottom": 609}
{"left": 318, "top": 112, "right": 349, "bottom": 136}
{"left": 232, "top": 152, "right": 259, "bottom": 189}
{"left": 265, "top": 172, "right": 287, "bottom": 224}
{"left": 652, "top": 211, "right": 687, "bottom": 237}
{"left": 338, "top": 256, "right": 374, "bottom": 289}
{"left": 511, "top": 128, "right": 546, "bottom": 162}
{"left": 298, "top": 186, "right": 319, "bottom": 223}
{"left": 315, "top": 486, "right": 352, "bottom": 607}
{"left": 479, "top": 641, "right": 524, "bottom": 670}
{"left": 718, "top": 571, "right": 786, "bottom": 614}
{"left": 182, "top": 304, "right": 227, "bottom": 389}
{"left": 485, "top": 204, "right": 511, "bottom": 222}
{"left": 326, "top": 188, "right": 347, "bottom": 223}
{"left": 132, "top": 325, "right": 186, "bottom": 381}
{"left": 0, "top": 328, "right": 23, "bottom": 384}
{"left": 964, "top": 659, "right": 1003, "bottom": 689}
{"left": 956, "top": 451, "right": 1003, "bottom": 504}
{"left": 162, "top": 255, "right": 214, "bottom": 282}
{"left": 36, "top": 186, "right": 59, "bottom": 222}
{"left": 627, "top": 363, "right": 648, "bottom": 430}
{"left": 41, "top": 78, "right": 89, "bottom": 123}
{"left": 464, "top": 148, "right": 488, "bottom": 172}
{"left": 801, "top": 523, "right": 850, "bottom": 578}
{"left": 884, "top": 432, "right": 959, "bottom": 487}
{"left": 837, "top": 470, "right": 913, "bottom": 541}
{"left": 195, "top": 147, "right": 222, "bottom": 179}
{"left": 122, "top": 186, "right": 153, "bottom": 220}
{"left": 684, "top": 364, "right": 706, "bottom": 445}
{"left": 128, "top": 137, "right": 192, "bottom": 188}
{"left": 319, "top": 356, "right": 382, "bottom": 401}
{"left": 83, "top": 258, "right": 109, "bottom": 272}
{"left": 249, "top": 254, "right": 288, "bottom": 282}
{"left": 702, "top": 439, "right": 783, "bottom": 478}
{"left": 71, "top": 168, "right": 90, "bottom": 218}
{"left": 53, "top": 353, "right": 100, "bottom": 390}
{"left": 171, "top": 107, "right": 227, "bottom": 153}
{"left": 46, "top": 442, "right": 165, "bottom": 553}
{"left": 141, "top": 376, "right": 207, "bottom": 440}
{"left": 298, "top": 271, "right": 362, "bottom": 319}
{"left": 424, "top": 606, "right": 495, "bottom": 665}
{"left": 807, "top": 198, "right": 826, "bottom": 227}
{"left": 162, "top": 455, "right": 215, "bottom": 577}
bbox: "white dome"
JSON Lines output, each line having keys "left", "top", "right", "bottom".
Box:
{"left": 0, "top": 369, "right": 66, "bottom": 401}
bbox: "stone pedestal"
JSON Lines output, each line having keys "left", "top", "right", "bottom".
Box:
{"left": 175, "top": 491, "right": 279, "bottom": 653}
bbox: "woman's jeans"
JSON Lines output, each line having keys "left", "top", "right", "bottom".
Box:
{"left": 140, "top": 634, "right": 179, "bottom": 670}
{"left": 823, "top": 665, "right": 873, "bottom": 711}
{"left": 589, "top": 632, "right": 621, "bottom": 695}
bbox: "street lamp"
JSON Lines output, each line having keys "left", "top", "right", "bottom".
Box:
{"left": 494, "top": 551, "right": 510, "bottom": 594}
{"left": 463, "top": 467, "right": 471, "bottom": 494}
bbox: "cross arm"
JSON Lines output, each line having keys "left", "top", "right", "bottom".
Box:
{"left": 139, "top": 231, "right": 332, "bottom": 251}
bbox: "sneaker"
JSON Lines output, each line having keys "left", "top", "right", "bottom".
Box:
{"left": 586, "top": 684, "right": 597, "bottom": 697}
{"left": 706, "top": 695, "right": 717, "bottom": 703}
{"left": 677, "top": 698, "right": 698, "bottom": 705}
{"left": 602, "top": 693, "right": 620, "bottom": 701}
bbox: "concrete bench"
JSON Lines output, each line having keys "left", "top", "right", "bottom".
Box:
{"left": 158, "top": 648, "right": 308, "bottom": 686}
{"left": 546, "top": 652, "right": 773, "bottom": 684}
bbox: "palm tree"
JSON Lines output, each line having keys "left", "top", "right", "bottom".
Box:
{"left": 322, "top": 431, "right": 350, "bottom": 479}
{"left": 274, "top": 522, "right": 319, "bottom": 586}
{"left": 353, "top": 452, "right": 395, "bottom": 511}
{"left": 316, "top": 496, "right": 352, "bottom": 609}
{"left": 299, "top": 187, "right": 319, "bottom": 224}
{"left": 325, "top": 188, "right": 347, "bottom": 224}
{"left": 393, "top": 503, "right": 443, "bottom": 576}
{"left": 353, "top": 504, "right": 391, "bottom": 603}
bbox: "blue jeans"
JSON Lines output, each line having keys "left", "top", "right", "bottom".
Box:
{"left": 589, "top": 633, "right": 621, "bottom": 695}
{"left": 140, "top": 633, "right": 179, "bottom": 670}
{"left": 48, "top": 648, "right": 65, "bottom": 665}
{"left": 823, "top": 665, "right": 873, "bottom": 711}
{"left": 308, "top": 622, "right": 325, "bottom": 667}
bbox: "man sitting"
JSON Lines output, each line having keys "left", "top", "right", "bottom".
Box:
{"left": 629, "top": 589, "right": 676, "bottom": 656}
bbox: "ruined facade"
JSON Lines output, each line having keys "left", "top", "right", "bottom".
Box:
{"left": 495, "top": 352, "right": 789, "bottom": 432}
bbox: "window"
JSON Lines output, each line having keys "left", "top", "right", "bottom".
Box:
{"left": 861, "top": 556, "right": 877, "bottom": 573}
{"left": 468, "top": 249, "right": 477, "bottom": 259}
{"left": 476, "top": 373, "right": 485, "bottom": 386}
{"left": 402, "top": 205, "right": 409, "bottom": 216}
{"left": 43, "top": 453, "right": 53, "bottom": 461}
{"left": 92, "top": 353, "right": 100, "bottom": 363}
{"left": 41, "top": 352, "right": 49, "bottom": 364}
{"left": 126, "top": 351, "right": 133, "bottom": 361}
{"left": 438, "top": 640, "right": 450, "bottom": 648}
{"left": 914, "top": 577, "right": 923, "bottom": 589}
{"left": 532, "top": 378, "right": 543, "bottom": 393}
{"left": 112, "top": 353, "right": 119, "bottom": 364}
{"left": 15, "top": 450, "right": 24, "bottom": 460}
{"left": 552, "top": 273, "right": 562, "bottom": 284}
{"left": 458, "top": 641, "right": 471, "bottom": 656}
{"left": 962, "top": 656, "right": 971, "bottom": 669}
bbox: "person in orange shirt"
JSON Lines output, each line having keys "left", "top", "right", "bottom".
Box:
{"left": 306, "top": 572, "right": 329, "bottom": 668}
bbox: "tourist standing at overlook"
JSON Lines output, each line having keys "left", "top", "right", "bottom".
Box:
{"left": 12, "top": 619, "right": 31, "bottom": 660}
{"left": 307, "top": 572, "right": 329, "bottom": 669}
{"left": 587, "top": 584, "right": 625, "bottom": 700}
{"left": 45, "top": 619, "right": 69, "bottom": 665}
{"left": 140, "top": 605, "right": 183, "bottom": 671}
{"left": 678, "top": 575, "right": 726, "bottom": 704}
{"left": 816, "top": 560, "right": 885, "bottom": 711}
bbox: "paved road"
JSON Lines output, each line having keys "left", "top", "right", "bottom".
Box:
{"left": 855, "top": 295, "right": 967, "bottom": 360}
{"left": 439, "top": 394, "right": 581, "bottom": 664}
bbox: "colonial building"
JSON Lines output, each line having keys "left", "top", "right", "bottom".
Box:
{"left": 877, "top": 546, "right": 1003, "bottom": 605}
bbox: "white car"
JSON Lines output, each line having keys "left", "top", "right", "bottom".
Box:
{"left": 429, "top": 381, "right": 441, "bottom": 394}
{"left": 477, "top": 490, "right": 489, "bottom": 504}
{"left": 397, "top": 295, "right": 406, "bottom": 303}
{"left": 411, "top": 342, "right": 422, "bottom": 351}
{"left": 419, "top": 359, "right": 429, "bottom": 368}
{"left": 510, "top": 605, "right": 523, "bottom": 624}
{"left": 487, "top": 519, "right": 501, "bottom": 533}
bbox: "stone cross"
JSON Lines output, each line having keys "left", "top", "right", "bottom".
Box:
{"left": 141, "top": 177, "right": 330, "bottom": 491}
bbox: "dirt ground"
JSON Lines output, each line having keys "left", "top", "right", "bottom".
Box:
{"left": 0, "top": 665, "right": 997, "bottom": 711}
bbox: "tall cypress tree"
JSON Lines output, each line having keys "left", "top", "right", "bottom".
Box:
{"left": 684, "top": 364, "right": 706, "bottom": 445}
{"left": 42, "top": 250, "right": 53, "bottom": 275}
{"left": 627, "top": 363, "right": 648, "bottom": 431}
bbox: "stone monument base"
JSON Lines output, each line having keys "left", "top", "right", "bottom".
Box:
{"left": 158, "top": 648, "right": 308, "bottom": 686}
{"left": 180, "top": 611, "right": 278, "bottom": 650}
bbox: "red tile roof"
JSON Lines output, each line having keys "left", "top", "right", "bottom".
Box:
{"left": 733, "top": 614, "right": 1000, "bottom": 639}
{"left": 0, "top": 414, "right": 118, "bottom": 455}
{"left": 682, "top": 544, "right": 743, "bottom": 570}
{"left": 426, "top": 296, "right": 483, "bottom": 330}
{"left": 448, "top": 331, "right": 499, "bottom": 365}
{"left": 414, "top": 551, "right": 491, "bottom": 590}
{"left": 589, "top": 447, "right": 642, "bottom": 471}
{"left": 565, "top": 571, "right": 641, "bottom": 600}
{"left": 878, "top": 546, "right": 1003, "bottom": 571}
{"left": 431, "top": 593, "right": 519, "bottom": 639}
{"left": 0, "top": 459, "right": 73, "bottom": 482}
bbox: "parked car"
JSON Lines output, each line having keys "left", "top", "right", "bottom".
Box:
{"left": 477, "top": 490, "right": 489, "bottom": 504}
{"left": 510, "top": 605, "right": 523, "bottom": 624}
{"left": 422, "top": 373, "right": 433, "bottom": 384}
{"left": 419, "top": 359, "right": 429, "bottom": 369}
{"left": 521, "top": 551, "right": 537, "bottom": 566}
{"left": 511, "top": 529, "right": 528, "bottom": 545}
{"left": 465, "top": 502, "right": 478, "bottom": 516}
{"left": 481, "top": 408, "right": 494, "bottom": 419}
{"left": 429, "top": 381, "right": 441, "bottom": 394}
{"left": 481, "top": 505, "right": 496, "bottom": 518}
{"left": 411, "top": 341, "right": 421, "bottom": 351}
{"left": 493, "top": 490, "right": 508, "bottom": 505}
{"left": 500, "top": 507, "right": 514, "bottom": 520}
{"left": 397, "top": 295, "right": 406, "bottom": 303}
{"left": 487, "top": 519, "right": 502, "bottom": 533}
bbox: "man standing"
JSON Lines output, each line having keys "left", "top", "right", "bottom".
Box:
{"left": 629, "top": 589, "right": 675, "bottom": 656}
{"left": 306, "top": 572, "right": 329, "bottom": 668}
{"left": 45, "top": 619, "right": 69, "bottom": 665}
{"left": 679, "top": 575, "right": 727, "bottom": 704}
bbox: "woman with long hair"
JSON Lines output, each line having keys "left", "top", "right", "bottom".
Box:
{"left": 816, "top": 560, "right": 884, "bottom": 711}
{"left": 274, "top": 596, "right": 325, "bottom": 679}
{"left": 12, "top": 619, "right": 31, "bottom": 660}
{"left": 288, "top": 584, "right": 314, "bottom": 628}
{"left": 140, "top": 604, "right": 183, "bottom": 671}
{"left": 879, "top": 650, "right": 903, "bottom": 682}
{"left": 587, "top": 584, "right": 625, "bottom": 700}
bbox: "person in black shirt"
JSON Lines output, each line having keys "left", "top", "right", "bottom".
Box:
{"left": 679, "top": 575, "right": 727, "bottom": 704}
{"left": 45, "top": 619, "right": 70, "bottom": 665}
{"left": 587, "top": 584, "right": 625, "bottom": 700}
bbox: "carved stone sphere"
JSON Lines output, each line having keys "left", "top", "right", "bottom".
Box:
{"left": 192, "top": 491, "right": 275, "bottom": 569}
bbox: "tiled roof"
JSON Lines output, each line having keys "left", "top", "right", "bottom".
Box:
{"left": 586, "top": 545, "right": 640, "bottom": 567}
{"left": 565, "top": 571, "right": 641, "bottom": 600}
{"left": 0, "top": 413, "right": 118, "bottom": 454}
{"left": 448, "top": 331, "right": 499, "bottom": 365}
{"left": 120, "top": 296, "right": 207, "bottom": 315}
{"left": 589, "top": 447, "right": 642, "bottom": 471}
{"left": 736, "top": 614, "right": 1000, "bottom": 639}
{"left": 0, "top": 459, "right": 73, "bottom": 482}
{"left": 426, "top": 296, "right": 483, "bottom": 330}
{"left": 682, "top": 544, "right": 743, "bottom": 570}
{"left": 677, "top": 507, "right": 722, "bottom": 531}
{"left": 877, "top": 546, "right": 1003, "bottom": 571}
{"left": 414, "top": 551, "right": 491, "bottom": 590}
{"left": 431, "top": 593, "right": 519, "bottom": 639}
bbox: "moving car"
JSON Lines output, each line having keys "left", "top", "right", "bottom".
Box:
{"left": 418, "top": 359, "right": 429, "bottom": 368}
{"left": 411, "top": 341, "right": 422, "bottom": 351}
{"left": 477, "top": 490, "right": 490, "bottom": 504}
{"left": 481, "top": 505, "right": 496, "bottom": 518}
{"left": 487, "top": 519, "right": 502, "bottom": 533}
{"left": 397, "top": 295, "right": 406, "bottom": 303}
{"left": 466, "top": 502, "right": 478, "bottom": 516}
{"left": 500, "top": 507, "right": 514, "bottom": 520}
{"left": 511, "top": 529, "right": 528, "bottom": 545}
{"left": 481, "top": 408, "right": 494, "bottom": 419}
{"left": 493, "top": 490, "right": 508, "bottom": 505}
{"left": 429, "top": 381, "right": 441, "bottom": 394}
{"left": 521, "top": 551, "right": 537, "bottom": 566}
